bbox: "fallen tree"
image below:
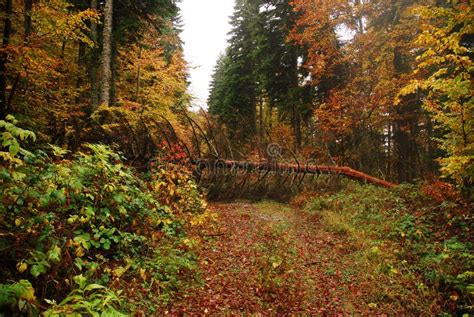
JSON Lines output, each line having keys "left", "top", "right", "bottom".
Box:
{"left": 195, "top": 160, "right": 396, "bottom": 188}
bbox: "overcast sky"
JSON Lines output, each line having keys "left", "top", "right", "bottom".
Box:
{"left": 179, "top": 0, "right": 235, "bottom": 109}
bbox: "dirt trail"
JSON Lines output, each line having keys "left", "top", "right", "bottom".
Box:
{"left": 164, "top": 201, "right": 368, "bottom": 315}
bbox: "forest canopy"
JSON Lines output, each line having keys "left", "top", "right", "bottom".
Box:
{"left": 209, "top": 0, "right": 473, "bottom": 192}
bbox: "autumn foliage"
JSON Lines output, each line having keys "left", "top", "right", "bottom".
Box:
{"left": 0, "top": 0, "right": 472, "bottom": 315}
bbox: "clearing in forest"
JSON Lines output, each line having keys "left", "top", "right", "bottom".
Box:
{"left": 164, "top": 201, "right": 384, "bottom": 315}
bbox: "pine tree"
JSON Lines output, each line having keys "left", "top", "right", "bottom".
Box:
{"left": 258, "top": 1, "right": 309, "bottom": 150}
{"left": 208, "top": 0, "right": 260, "bottom": 142}
{"left": 208, "top": 0, "right": 310, "bottom": 149}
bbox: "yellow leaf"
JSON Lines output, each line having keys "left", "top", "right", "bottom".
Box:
{"left": 75, "top": 246, "right": 85, "bottom": 257}
{"left": 371, "top": 246, "right": 380, "bottom": 254}
{"left": 16, "top": 262, "right": 28, "bottom": 273}
{"left": 19, "top": 284, "right": 36, "bottom": 301}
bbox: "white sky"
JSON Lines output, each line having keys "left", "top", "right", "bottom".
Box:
{"left": 179, "top": 0, "right": 236, "bottom": 109}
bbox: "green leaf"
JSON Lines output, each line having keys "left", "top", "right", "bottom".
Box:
{"left": 73, "top": 274, "right": 87, "bottom": 289}
{"left": 467, "top": 284, "right": 474, "bottom": 295}
{"left": 49, "top": 144, "right": 69, "bottom": 158}
{"left": 9, "top": 141, "right": 20, "bottom": 157}
{"left": 30, "top": 264, "right": 47, "bottom": 278}
{"left": 47, "top": 246, "right": 61, "bottom": 263}
{"left": 74, "top": 234, "right": 91, "bottom": 249}
{"left": 74, "top": 258, "right": 84, "bottom": 271}
{"left": 84, "top": 284, "right": 106, "bottom": 292}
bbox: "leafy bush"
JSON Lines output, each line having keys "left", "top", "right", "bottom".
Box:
{"left": 305, "top": 181, "right": 473, "bottom": 315}
{"left": 0, "top": 117, "right": 207, "bottom": 315}
{"left": 0, "top": 280, "right": 37, "bottom": 316}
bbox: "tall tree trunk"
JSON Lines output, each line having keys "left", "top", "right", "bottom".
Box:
{"left": 426, "top": 115, "right": 436, "bottom": 174}
{"left": 75, "top": 42, "right": 86, "bottom": 103}
{"left": 0, "top": 0, "right": 13, "bottom": 118}
{"left": 293, "top": 104, "right": 301, "bottom": 152}
{"left": 134, "top": 47, "right": 142, "bottom": 102}
{"left": 24, "top": 0, "right": 32, "bottom": 39}
{"left": 268, "top": 105, "right": 273, "bottom": 131}
{"left": 7, "top": 0, "right": 33, "bottom": 112}
{"left": 387, "top": 124, "right": 392, "bottom": 179}
{"left": 393, "top": 47, "right": 412, "bottom": 183}
{"left": 394, "top": 113, "right": 409, "bottom": 183}
{"left": 354, "top": 0, "right": 364, "bottom": 34}
{"left": 259, "top": 97, "right": 263, "bottom": 141}
{"left": 90, "top": 0, "right": 99, "bottom": 111}
{"left": 110, "top": 39, "right": 117, "bottom": 106}
{"left": 99, "top": 0, "right": 113, "bottom": 107}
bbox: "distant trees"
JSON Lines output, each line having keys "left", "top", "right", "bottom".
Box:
{"left": 209, "top": 0, "right": 260, "bottom": 143}
{"left": 208, "top": 0, "right": 473, "bottom": 191}
{"left": 209, "top": 0, "right": 310, "bottom": 150}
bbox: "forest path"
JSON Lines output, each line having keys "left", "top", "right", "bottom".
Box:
{"left": 163, "top": 201, "right": 374, "bottom": 315}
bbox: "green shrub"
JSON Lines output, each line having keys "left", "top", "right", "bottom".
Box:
{"left": 0, "top": 117, "right": 207, "bottom": 315}
{"left": 0, "top": 280, "right": 37, "bottom": 316}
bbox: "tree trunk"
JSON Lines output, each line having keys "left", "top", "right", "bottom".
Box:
{"left": 354, "top": 0, "right": 364, "bottom": 34}
{"left": 394, "top": 117, "right": 409, "bottom": 183}
{"left": 0, "top": 0, "right": 13, "bottom": 118}
{"left": 24, "top": 0, "right": 32, "bottom": 39}
{"left": 110, "top": 39, "right": 117, "bottom": 106}
{"left": 75, "top": 42, "right": 86, "bottom": 104}
{"left": 99, "top": 0, "right": 113, "bottom": 107}
{"left": 134, "top": 47, "right": 142, "bottom": 103}
{"left": 294, "top": 106, "right": 301, "bottom": 152}
{"left": 198, "top": 160, "right": 397, "bottom": 188}
{"left": 426, "top": 115, "right": 436, "bottom": 174}
{"left": 259, "top": 97, "right": 263, "bottom": 141}
{"left": 387, "top": 124, "right": 392, "bottom": 179}
{"left": 393, "top": 47, "right": 412, "bottom": 183}
{"left": 90, "top": 0, "right": 99, "bottom": 111}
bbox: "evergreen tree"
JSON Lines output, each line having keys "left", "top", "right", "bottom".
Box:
{"left": 208, "top": 0, "right": 311, "bottom": 149}
{"left": 208, "top": 0, "right": 260, "bottom": 142}
{"left": 258, "top": 1, "right": 311, "bottom": 150}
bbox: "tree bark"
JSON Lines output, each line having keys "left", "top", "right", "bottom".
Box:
{"left": 24, "top": 0, "right": 32, "bottom": 39}
{"left": 293, "top": 105, "right": 301, "bottom": 152}
{"left": 259, "top": 97, "right": 263, "bottom": 141}
{"left": 75, "top": 42, "right": 86, "bottom": 103}
{"left": 197, "top": 160, "right": 396, "bottom": 188}
{"left": 7, "top": 0, "right": 35, "bottom": 112}
{"left": 133, "top": 46, "right": 142, "bottom": 102}
{"left": 110, "top": 39, "right": 117, "bottom": 106}
{"left": 90, "top": 0, "right": 99, "bottom": 111}
{"left": 393, "top": 47, "right": 411, "bottom": 183}
{"left": 0, "top": 0, "right": 13, "bottom": 118}
{"left": 99, "top": 0, "right": 113, "bottom": 107}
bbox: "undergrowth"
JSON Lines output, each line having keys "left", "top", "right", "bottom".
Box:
{"left": 0, "top": 116, "right": 209, "bottom": 315}
{"left": 301, "top": 181, "right": 473, "bottom": 315}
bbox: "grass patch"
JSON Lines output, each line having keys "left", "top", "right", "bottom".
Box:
{"left": 304, "top": 181, "right": 473, "bottom": 315}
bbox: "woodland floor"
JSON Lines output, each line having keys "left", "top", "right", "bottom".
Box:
{"left": 161, "top": 201, "right": 385, "bottom": 316}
